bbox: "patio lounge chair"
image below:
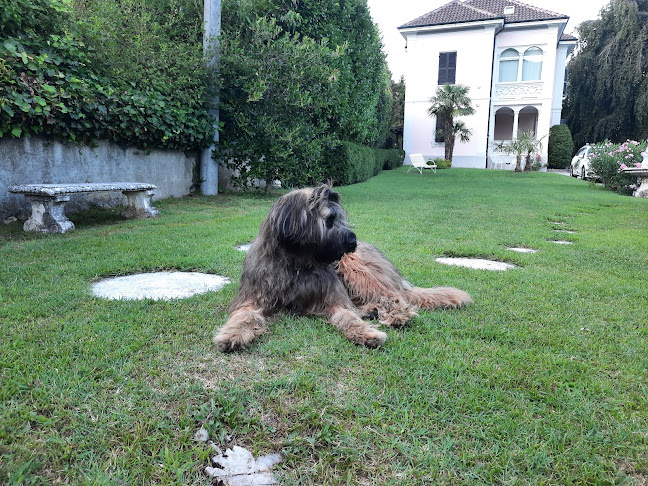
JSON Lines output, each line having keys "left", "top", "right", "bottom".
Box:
{"left": 406, "top": 153, "right": 437, "bottom": 174}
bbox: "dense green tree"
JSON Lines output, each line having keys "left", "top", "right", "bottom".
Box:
{"left": 427, "top": 84, "right": 474, "bottom": 162}
{"left": 218, "top": 0, "right": 392, "bottom": 188}
{"left": 564, "top": 0, "right": 648, "bottom": 148}
{"left": 216, "top": 17, "right": 338, "bottom": 191}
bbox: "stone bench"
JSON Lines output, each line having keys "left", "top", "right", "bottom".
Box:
{"left": 8, "top": 182, "right": 159, "bottom": 233}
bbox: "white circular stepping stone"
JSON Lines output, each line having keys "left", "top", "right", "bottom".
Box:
{"left": 550, "top": 240, "right": 573, "bottom": 245}
{"left": 435, "top": 257, "right": 516, "bottom": 271}
{"left": 554, "top": 229, "right": 576, "bottom": 233}
{"left": 92, "top": 272, "right": 230, "bottom": 300}
{"left": 236, "top": 243, "right": 252, "bottom": 252}
{"left": 507, "top": 247, "right": 538, "bottom": 253}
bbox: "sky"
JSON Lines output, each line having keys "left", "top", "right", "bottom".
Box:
{"left": 366, "top": 0, "right": 611, "bottom": 80}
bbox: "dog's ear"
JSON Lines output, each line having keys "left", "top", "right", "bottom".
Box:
{"left": 272, "top": 191, "right": 314, "bottom": 249}
{"left": 310, "top": 184, "right": 339, "bottom": 208}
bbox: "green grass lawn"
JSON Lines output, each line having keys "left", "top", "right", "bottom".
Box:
{"left": 1, "top": 169, "right": 647, "bottom": 485}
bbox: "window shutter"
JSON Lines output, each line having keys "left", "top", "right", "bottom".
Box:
{"left": 438, "top": 52, "right": 456, "bottom": 85}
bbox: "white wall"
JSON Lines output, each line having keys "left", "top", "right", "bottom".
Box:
{"left": 402, "top": 19, "right": 570, "bottom": 170}
{"left": 402, "top": 24, "right": 498, "bottom": 168}
{"left": 490, "top": 22, "right": 565, "bottom": 167}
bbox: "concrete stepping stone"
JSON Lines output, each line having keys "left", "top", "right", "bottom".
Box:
{"left": 506, "top": 247, "right": 538, "bottom": 253}
{"left": 236, "top": 243, "right": 252, "bottom": 252}
{"left": 92, "top": 272, "right": 230, "bottom": 300}
{"left": 435, "top": 257, "right": 516, "bottom": 271}
{"left": 554, "top": 229, "right": 576, "bottom": 234}
{"left": 550, "top": 240, "right": 573, "bottom": 245}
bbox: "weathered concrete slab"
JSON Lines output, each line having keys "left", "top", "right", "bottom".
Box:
{"left": 435, "top": 257, "right": 516, "bottom": 271}
{"left": 92, "top": 272, "right": 230, "bottom": 300}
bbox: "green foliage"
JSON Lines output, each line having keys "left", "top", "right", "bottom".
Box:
{"left": 385, "top": 75, "right": 405, "bottom": 149}
{"left": 547, "top": 124, "right": 574, "bottom": 169}
{"left": 0, "top": 0, "right": 214, "bottom": 151}
{"left": 432, "top": 157, "right": 452, "bottom": 169}
{"left": 378, "top": 148, "right": 405, "bottom": 170}
{"left": 0, "top": 0, "right": 67, "bottom": 38}
{"left": 427, "top": 84, "right": 474, "bottom": 162}
{"left": 218, "top": 0, "right": 392, "bottom": 189}
{"left": 589, "top": 139, "right": 646, "bottom": 193}
{"left": 217, "top": 17, "right": 338, "bottom": 190}
{"left": 325, "top": 141, "right": 381, "bottom": 186}
{"left": 495, "top": 131, "right": 543, "bottom": 172}
{"left": 564, "top": 0, "right": 648, "bottom": 148}
{"left": 323, "top": 143, "right": 402, "bottom": 185}
{"left": 70, "top": 0, "right": 207, "bottom": 107}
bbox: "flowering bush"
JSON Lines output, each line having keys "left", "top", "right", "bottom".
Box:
{"left": 588, "top": 139, "right": 646, "bottom": 194}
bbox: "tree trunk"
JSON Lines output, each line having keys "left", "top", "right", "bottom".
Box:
{"left": 265, "top": 170, "right": 274, "bottom": 193}
{"left": 524, "top": 153, "right": 532, "bottom": 171}
{"left": 444, "top": 115, "right": 454, "bottom": 162}
{"left": 515, "top": 154, "right": 522, "bottom": 172}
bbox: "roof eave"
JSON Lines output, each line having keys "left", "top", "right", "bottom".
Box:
{"left": 399, "top": 18, "right": 504, "bottom": 38}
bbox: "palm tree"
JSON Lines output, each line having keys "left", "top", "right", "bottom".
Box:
{"left": 427, "top": 84, "right": 475, "bottom": 162}
{"left": 494, "top": 131, "right": 543, "bottom": 172}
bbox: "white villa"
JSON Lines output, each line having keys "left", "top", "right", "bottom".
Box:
{"left": 398, "top": 0, "right": 577, "bottom": 169}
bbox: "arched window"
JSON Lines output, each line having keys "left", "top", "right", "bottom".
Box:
{"left": 522, "top": 47, "right": 543, "bottom": 81}
{"left": 499, "top": 48, "right": 519, "bottom": 82}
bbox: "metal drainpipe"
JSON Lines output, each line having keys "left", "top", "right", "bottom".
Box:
{"left": 200, "top": 0, "right": 221, "bottom": 195}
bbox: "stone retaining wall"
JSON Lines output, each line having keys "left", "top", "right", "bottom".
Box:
{"left": 1, "top": 137, "right": 197, "bottom": 221}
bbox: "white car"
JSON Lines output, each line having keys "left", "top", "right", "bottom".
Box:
{"left": 570, "top": 145, "right": 593, "bottom": 179}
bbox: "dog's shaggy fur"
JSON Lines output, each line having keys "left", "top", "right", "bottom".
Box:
{"left": 214, "top": 185, "right": 471, "bottom": 351}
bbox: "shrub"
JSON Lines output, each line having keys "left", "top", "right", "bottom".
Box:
{"left": 547, "top": 124, "right": 574, "bottom": 169}
{"left": 324, "top": 141, "right": 386, "bottom": 186}
{"left": 589, "top": 139, "right": 646, "bottom": 194}
{"left": 377, "top": 148, "right": 405, "bottom": 170}
{"left": 432, "top": 158, "right": 452, "bottom": 169}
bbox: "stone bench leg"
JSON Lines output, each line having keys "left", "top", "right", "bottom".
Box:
{"left": 633, "top": 176, "right": 648, "bottom": 198}
{"left": 121, "top": 189, "right": 159, "bottom": 219}
{"left": 23, "top": 195, "right": 75, "bottom": 233}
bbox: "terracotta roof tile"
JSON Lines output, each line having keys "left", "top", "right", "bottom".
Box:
{"left": 560, "top": 33, "right": 578, "bottom": 41}
{"left": 399, "top": 1, "right": 499, "bottom": 28}
{"left": 399, "top": 0, "right": 568, "bottom": 29}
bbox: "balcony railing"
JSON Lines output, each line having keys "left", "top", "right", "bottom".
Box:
{"left": 493, "top": 81, "right": 543, "bottom": 99}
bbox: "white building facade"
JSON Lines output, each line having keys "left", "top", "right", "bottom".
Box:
{"left": 398, "top": 0, "right": 577, "bottom": 169}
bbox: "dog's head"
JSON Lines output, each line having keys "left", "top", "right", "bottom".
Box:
{"left": 262, "top": 185, "right": 357, "bottom": 264}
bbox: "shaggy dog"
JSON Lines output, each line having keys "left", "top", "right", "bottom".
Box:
{"left": 214, "top": 185, "right": 471, "bottom": 351}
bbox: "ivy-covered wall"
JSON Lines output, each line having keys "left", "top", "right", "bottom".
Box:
{"left": 0, "top": 0, "right": 215, "bottom": 151}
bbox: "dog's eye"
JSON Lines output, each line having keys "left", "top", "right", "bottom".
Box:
{"left": 326, "top": 214, "right": 335, "bottom": 228}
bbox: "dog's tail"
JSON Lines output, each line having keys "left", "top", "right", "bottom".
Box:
{"left": 406, "top": 286, "right": 472, "bottom": 310}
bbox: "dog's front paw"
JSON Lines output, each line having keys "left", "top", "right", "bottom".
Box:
{"left": 213, "top": 328, "right": 255, "bottom": 353}
{"left": 358, "top": 329, "right": 387, "bottom": 348}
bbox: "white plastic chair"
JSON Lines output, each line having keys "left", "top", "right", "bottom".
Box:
{"left": 406, "top": 153, "right": 437, "bottom": 174}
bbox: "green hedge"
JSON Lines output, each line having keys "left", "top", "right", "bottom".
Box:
{"left": 324, "top": 142, "right": 404, "bottom": 186}
{"left": 377, "top": 148, "right": 405, "bottom": 170}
